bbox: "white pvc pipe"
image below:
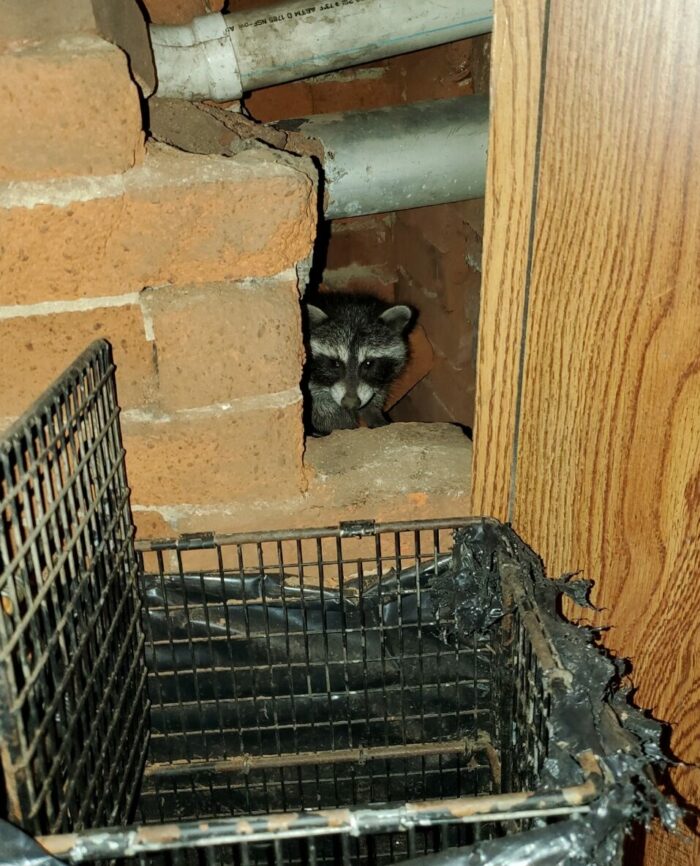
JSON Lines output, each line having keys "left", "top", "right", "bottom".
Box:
{"left": 276, "top": 95, "right": 489, "bottom": 219}
{"left": 150, "top": 0, "right": 493, "bottom": 101}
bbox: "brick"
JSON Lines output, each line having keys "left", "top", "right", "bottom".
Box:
{"left": 0, "top": 145, "right": 317, "bottom": 306}
{"left": 244, "top": 82, "right": 316, "bottom": 123}
{"left": 133, "top": 509, "right": 174, "bottom": 541}
{"left": 308, "top": 64, "right": 398, "bottom": 115}
{"left": 143, "top": 0, "right": 224, "bottom": 25}
{"left": 142, "top": 280, "right": 304, "bottom": 410}
{"left": 0, "top": 0, "right": 97, "bottom": 48}
{"left": 390, "top": 383, "right": 447, "bottom": 425}
{"left": 394, "top": 40, "right": 477, "bottom": 102}
{"left": 395, "top": 210, "right": 476, "bottom": 296}
{"left": 122, "top": 396, "right": 305, "bottom": 506}
{"left": 306, "top": 423, "right": 471, "bottom": 514}
{"left": 92, "top": 0, "right": 156, "bottom": 97}
{"left": 0, "top": 303, "right": 156, "bottom": 418}
{"left": 439, "top": 256, "right": 481, "bottom": 334}
{"left": 396, "top": 270, "right": 471, "bottom": 367}
{"left": 470, "top": 34, "right": 491, "bottom": 95}
{"left": 326, "top": 214, "right": 395, "bottom": 271}
{"left": 321, "top": 267, "right": 396, "bottom": 303}
{"left": 463, "top": 198, "right": 486, "bottom": 238}
{"left": 385, "top": 325, "right": 434, "bottom": 410}
{"left": 464, "top": 222, "right": 484, "bottom": 275}
{"left": 424, "top": 354, "right": 476, "bottom": 427}
{"left": 0, "top": 36, "right": 144, "bottom": 182}
{"left": 394, "top": 219, "right": 443, "bottom": 296}
{"left": 397, "top": 203, "right": 468, "bottom": 257}
{"left": 246, "top": 63, "right": 399, "bottom": 123}
{"left": 390, "top": 357, "right": 475, "bottom": 429}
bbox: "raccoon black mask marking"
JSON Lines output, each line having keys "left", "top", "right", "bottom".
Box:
{"left": 304, "top": 292, "right": 413, "bottom": 435}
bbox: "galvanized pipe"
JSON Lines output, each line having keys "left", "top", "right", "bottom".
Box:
{"left": 149, "top": 0, "right": 493, "bottom": 101}
{"left": 276, "top": 94, "right": 489, "bottom": 218}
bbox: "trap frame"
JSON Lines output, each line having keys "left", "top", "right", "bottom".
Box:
{"left": 0, "top": 342, "right": 674, "bottom": 866}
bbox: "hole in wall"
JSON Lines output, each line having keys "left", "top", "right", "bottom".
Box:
{"left": 238, "top": 16, "right": 491, "bottom": 440}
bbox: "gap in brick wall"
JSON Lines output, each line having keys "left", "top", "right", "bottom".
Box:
{"left": 241, "top": 22, "right": 490, "bottom": 435}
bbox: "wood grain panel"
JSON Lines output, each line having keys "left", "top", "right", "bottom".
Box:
{"left": 471, "top": 0, "right": 547, "bottom": 518}
{"left": 474, "top": 1, "right": 700, "bottom": 862}
{"left": 510, "top": 0, "right": 700, "bottom": 860}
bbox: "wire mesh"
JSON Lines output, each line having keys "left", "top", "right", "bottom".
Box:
{"left": 32, "top": 523, "right": 579, "bottom": 866}
{"left": 0, "top": 341, "right": 149, "bottom": 836}
{"left": 132, "top": 524, "right": 523, "bottom": 864}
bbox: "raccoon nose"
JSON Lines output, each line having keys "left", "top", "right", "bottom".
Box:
{"left": 341, "top": 393, "right": 361, "bottom": 411}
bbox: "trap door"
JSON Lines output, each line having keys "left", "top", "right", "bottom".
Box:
{"left": 0, "top": 341, "right": 149, "bottom": 835}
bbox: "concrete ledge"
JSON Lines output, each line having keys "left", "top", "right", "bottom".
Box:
{"left": 306, "top": 423, "right": 471, "bottom": 509}
{"left": 133, "top": 422, "right": 472, "bottom": 542}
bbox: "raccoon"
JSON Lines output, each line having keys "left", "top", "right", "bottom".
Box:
{"left": 304, "top": 292, "right": 413, "bottom": 435}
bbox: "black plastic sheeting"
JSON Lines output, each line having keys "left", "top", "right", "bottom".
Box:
{"left": 422, "top": 521, "right": 682, "bottom": 864}
{"left": 141, "top": 553, "right": 463, "bottom": 696}
{"left": 1, "top": 520, "right": 682, "bottom": 866}
{"left": 139, "top": 518, "right": 681, "bottom": 863}
{"left": 141, "top": 552, "right": 489, "bottom": 766}
{"left": 432, "top": 523, "right": 506, "bottom": 636}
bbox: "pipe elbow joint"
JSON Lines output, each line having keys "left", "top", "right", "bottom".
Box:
{"left": 150, "top": 12, "right": 243, "bottom": 102}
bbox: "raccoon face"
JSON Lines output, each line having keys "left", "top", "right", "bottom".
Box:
{"left": 307, "top": 300, "right": 412, "bottom": 412}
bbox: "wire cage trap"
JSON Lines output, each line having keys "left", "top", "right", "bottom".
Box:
{"left": 0, "top": 342, "right": 675, "bottom": 866}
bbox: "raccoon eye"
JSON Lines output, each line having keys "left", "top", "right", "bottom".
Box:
{"left": 331, "top": 359, "right": 342, "bottom": 369}
{"left": 362, "top": 359, "right": 375, "bottom": 370}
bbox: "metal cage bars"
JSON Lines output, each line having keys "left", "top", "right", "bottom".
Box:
{"left": 0, "top": 341, "right": 149, "bottom": 835}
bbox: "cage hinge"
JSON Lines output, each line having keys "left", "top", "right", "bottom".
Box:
{"left": 176, "top": 532, "right": 216, "bottom": 550}
{"left": 339, "top": 519, "right": 377, "bottom": 538}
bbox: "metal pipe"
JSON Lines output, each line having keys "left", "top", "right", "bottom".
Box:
{"left": 276, "top": 94, "right": 489, "bottom": 218}
{"left": 149, "top": 0, "right": 493, "bottom": 101}
{"left": 144, "top": 738, "right": 480, "bottom": 778}
{"left": 132, "top": 516, "right": 483, "bottom": 552}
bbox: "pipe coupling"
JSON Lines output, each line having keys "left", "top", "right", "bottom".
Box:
{"left": 150, "top": 13, "right": 243, "bottom": 101}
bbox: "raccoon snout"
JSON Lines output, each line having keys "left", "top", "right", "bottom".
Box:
{"left": 341, "top": 393, "right": 361, "bottom": 411}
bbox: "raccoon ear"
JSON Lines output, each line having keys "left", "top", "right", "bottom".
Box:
{"left": 379, "top": 305, "right": 412, "bottom": 333}
{"left": 306, "top": 304, "right": 328, "bottom": 327}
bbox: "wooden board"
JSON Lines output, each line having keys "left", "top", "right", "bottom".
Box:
{"left": 474, "top": 1, "right": 700, "bottom": 861}
{"left": 471, "top": 0, "right": 548, "bottom": 517}
{"left": 385, "top": 325, "right": 435, "bottom": 410}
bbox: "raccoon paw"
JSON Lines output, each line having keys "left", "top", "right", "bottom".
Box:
{"left": 361, "top": 406, "right": 391, "bottom": 428}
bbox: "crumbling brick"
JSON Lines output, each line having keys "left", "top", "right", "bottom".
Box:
{"left": 0, "top": 36, "right": 143, "bottom": 182}
{"left": 0, "top": 144, "right": 317, "bottom": 306}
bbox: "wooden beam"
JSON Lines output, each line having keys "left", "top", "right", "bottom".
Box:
{"left": 472, "top": 0, "right": 549, "bottom": 518}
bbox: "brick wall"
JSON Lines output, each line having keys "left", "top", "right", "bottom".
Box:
{"left": 2, "top": 0, "right": 472, "bottom": 543}
{"left": 0, "top": 0, "right": 315, "bottom": 535}
{"left": 391, "top": 198, "right": 485, "bottom": 430}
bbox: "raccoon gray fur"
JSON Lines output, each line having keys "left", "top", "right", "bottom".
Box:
{"left": 305, "top": 292, "right": 413, "bottom": 435}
